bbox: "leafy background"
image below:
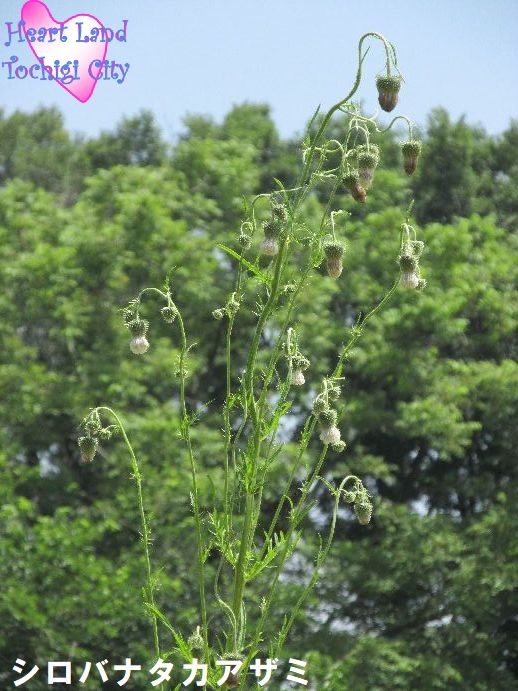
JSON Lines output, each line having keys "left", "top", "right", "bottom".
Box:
{"left": 0, "top": 103, "right": 517, "bottom": 689}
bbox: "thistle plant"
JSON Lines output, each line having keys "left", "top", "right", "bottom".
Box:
{"left": 79, "top": 32, "right": 428, "bottom": 689}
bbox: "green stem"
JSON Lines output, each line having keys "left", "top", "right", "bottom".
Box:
{"left": 230, "top": 234, "right": 289, "bottom": 627}
{"left": 273, "top": 476, "right": 362, "bottom": 655}
{"left": 95, "top": 407, "right": 161, "bottom": 662}
{"left": 176, "top": 312, "right": 209, "bottom": 658}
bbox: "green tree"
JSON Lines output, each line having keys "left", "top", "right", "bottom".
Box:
{"left": 412, "top": 108, "right": 476, "bottom": 224}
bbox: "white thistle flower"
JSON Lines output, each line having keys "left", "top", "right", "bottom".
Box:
{"left": 319, "top": 425, "right": 341, "bottom": 445}
{"left": 326, "top": 258, "right": 343, "bottom": 278}
{"left": 399, "top": 271, "right": 419, "bottom": 289}
{"left": 291, "top": 369, "right": 305, "bottom": 386}
{"left": 359, "top": 168, "right": 375, "bottom": 188}
{"left": 261, "top": 237, "right": 279, "bottom": 256}
{"left": 130, "top": 335, "right": 150, "bottom": 355}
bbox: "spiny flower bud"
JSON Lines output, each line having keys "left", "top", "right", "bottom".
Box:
{"left": 85, "top": 418, "right": 102, "bottom": 436}
{"left": 327, "top": 383, "right": 341, "bottom": 402}
{"left": 127, "top": 318, "right": 148, "bottom": 337}
{"left": 318, "top": 406, "right": 341, "bottom": 444}
{"left": 318, "top": 408, "right": 338, "bottom": 428}
{"left": 343, "top": 490, "right": 357, "bottom": 503}
{"left": 357, "top": 148, "right": 380, "bottom": 189}
{"left": 399, "top": 272, "right": 419, "bottom": 289}
{"left": 187, "top": 626, "right": 204, "bottom": 651}
{"left": 398, "top": 253, "right": 418, "bottom": 273}
{"left": 282, "top": 283, "right": 296, "bottom": 295}
{"left": 238, "top": 232, "right": 252, "bottom": 248}
{"left": 212, "top": 308, "right": 225, "bottom": 320}
{"left": 271, "top": 202, "right": 288, "bottom": 222}
{"left": 161, "top": 305, "right": 178, "bottom": 323}
{"left": 261, "top": 237, "right": 279, "bottom": 256}
{"left": 226, "top": 294, "right": 241, "bottom": 317}
{"left": 354, "top": 500, "right": 373, "bottom": 525}
{"left": 342, "top": 170, "right": 366, "bottom": 203}
{"left": 323, "top": 241, "right": 345, "bottom": 279}
{"left": 262, "top": 219, "right": 280, "bottom": 239}
{"left": 376, "top": 75, "right": 402, "bottom": 112}
{"left": 130, "top": 335, "right": 150, "bottom": 354}
{"left": 323, "top": 242, "right": 345, "bottom": 260}
{"left": 312, "top": 397, "right": 327, "bottom": 416}
{"left": 122, "top": 307, "right": 136, "bottom": 323}
{"left": 293, "top": 354, "right": 310, "bottom": 371}
{"left": 331, "top": 440, "right": 346, "bottom": 453}
{"left": 78, "top": 436, "right": 98, "bottom": 463}
{"left": 400, "top": 140, "right": 422, "bottom": 175}
{"left": 98, "top": 428, "right": 112, "bottom": 442}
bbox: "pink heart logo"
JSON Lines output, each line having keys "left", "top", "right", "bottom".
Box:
{"left": 21, "top": 0, "right": 107, "bottom": 102}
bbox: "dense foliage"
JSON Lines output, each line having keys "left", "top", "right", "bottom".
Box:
{"left": 0, "top": 101, "right": 516, "bottom": 689}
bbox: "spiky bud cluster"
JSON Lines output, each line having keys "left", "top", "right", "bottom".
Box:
{"left": 98, "top": 427, "right": 112, "bottom": 442}
{"left": 356, "top": 144, "right": 380, "bottom": 189}
{"left": 312, "top": 397, "right": 328, "bottom": 416}
{"left": 260, "top": 200, "right": 288, "bottom": 256}
{"left": 291, "top": 352, "right": 310, "bottom": 386}
{"left": 78, "top": 412, "right": 118, "bottom": 463}
{"left": 376, "top": 75, "right": 402, "bottom": 112}
{"left": 342, "top": 481, "right": 373, "bottom": 525}
{"left": 327, "top": 382, "right": 341, "bottom": 401}
{"left": 331, "top": 440, "right": 346, "bottom": 453}
{"left": 271, "top": 202, "right": 289, "bottom": 222}
{"left": 226, "top": 293, "right": 241, "bottom": 317}
{"left": 213, "top": 293, "right": 241, "bottom": 321}
{"left": 293, "top": 353, "right": 310, "bottom": 371}
{"left": 342, "top": 170, "right": 367, "bottom": 203}
{"left": 124, "top": 313, "right": 151, "bottom": 355}
{"left": 161, "top": 305, "right": 178, "bottom": 323}
{"left": 317, "top": 407, "right": 341, "bottom": 445}
{"left": 313, "top": 377, "right": 342, "bottom": 429}
{"left": 238, "top": 232, "right": 252, "bottom": 248}
{"left": 187, "top": 626, "right": 204, "bottom": 652}
{"left": 400, "top": 140, "right": 422, "bottom": 175}
{"left": 261, "top": 217, "right": 281, "bottom": 256}
{"left": 323, "top": 240, "right": 345, "bottom": 279}
{"left": 84, "top": 417, "right": 102, "bottom": 436}
{"left": 78, "top": 436, "right": 98, "bottom": 463}
{"left": 398, "top": 240, "right": 425, "bottom": 290}
{"left": 355, "top": 500, "right": 373, "bottom": 525}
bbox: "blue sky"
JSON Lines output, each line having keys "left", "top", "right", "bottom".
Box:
{"left": 1, "top": 0, "right": 517, "bottom": 141}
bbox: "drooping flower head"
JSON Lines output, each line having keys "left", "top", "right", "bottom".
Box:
{"left": 376, "top": 74, "right": 402, "bottom": 112}
{"left": 400, "top": 140, "right": 422, "bottom": 175}
{"left": 342, "top": 170, "right": 367, "bottom": 203}
{"left": 356, "top": 144, "right": 380, "bottom": 189}
{"left": 78, "top": 436, "right": 98, "bottom": 463}
{"left": 323, "top": 241, "right": 345, "bottom": 278}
